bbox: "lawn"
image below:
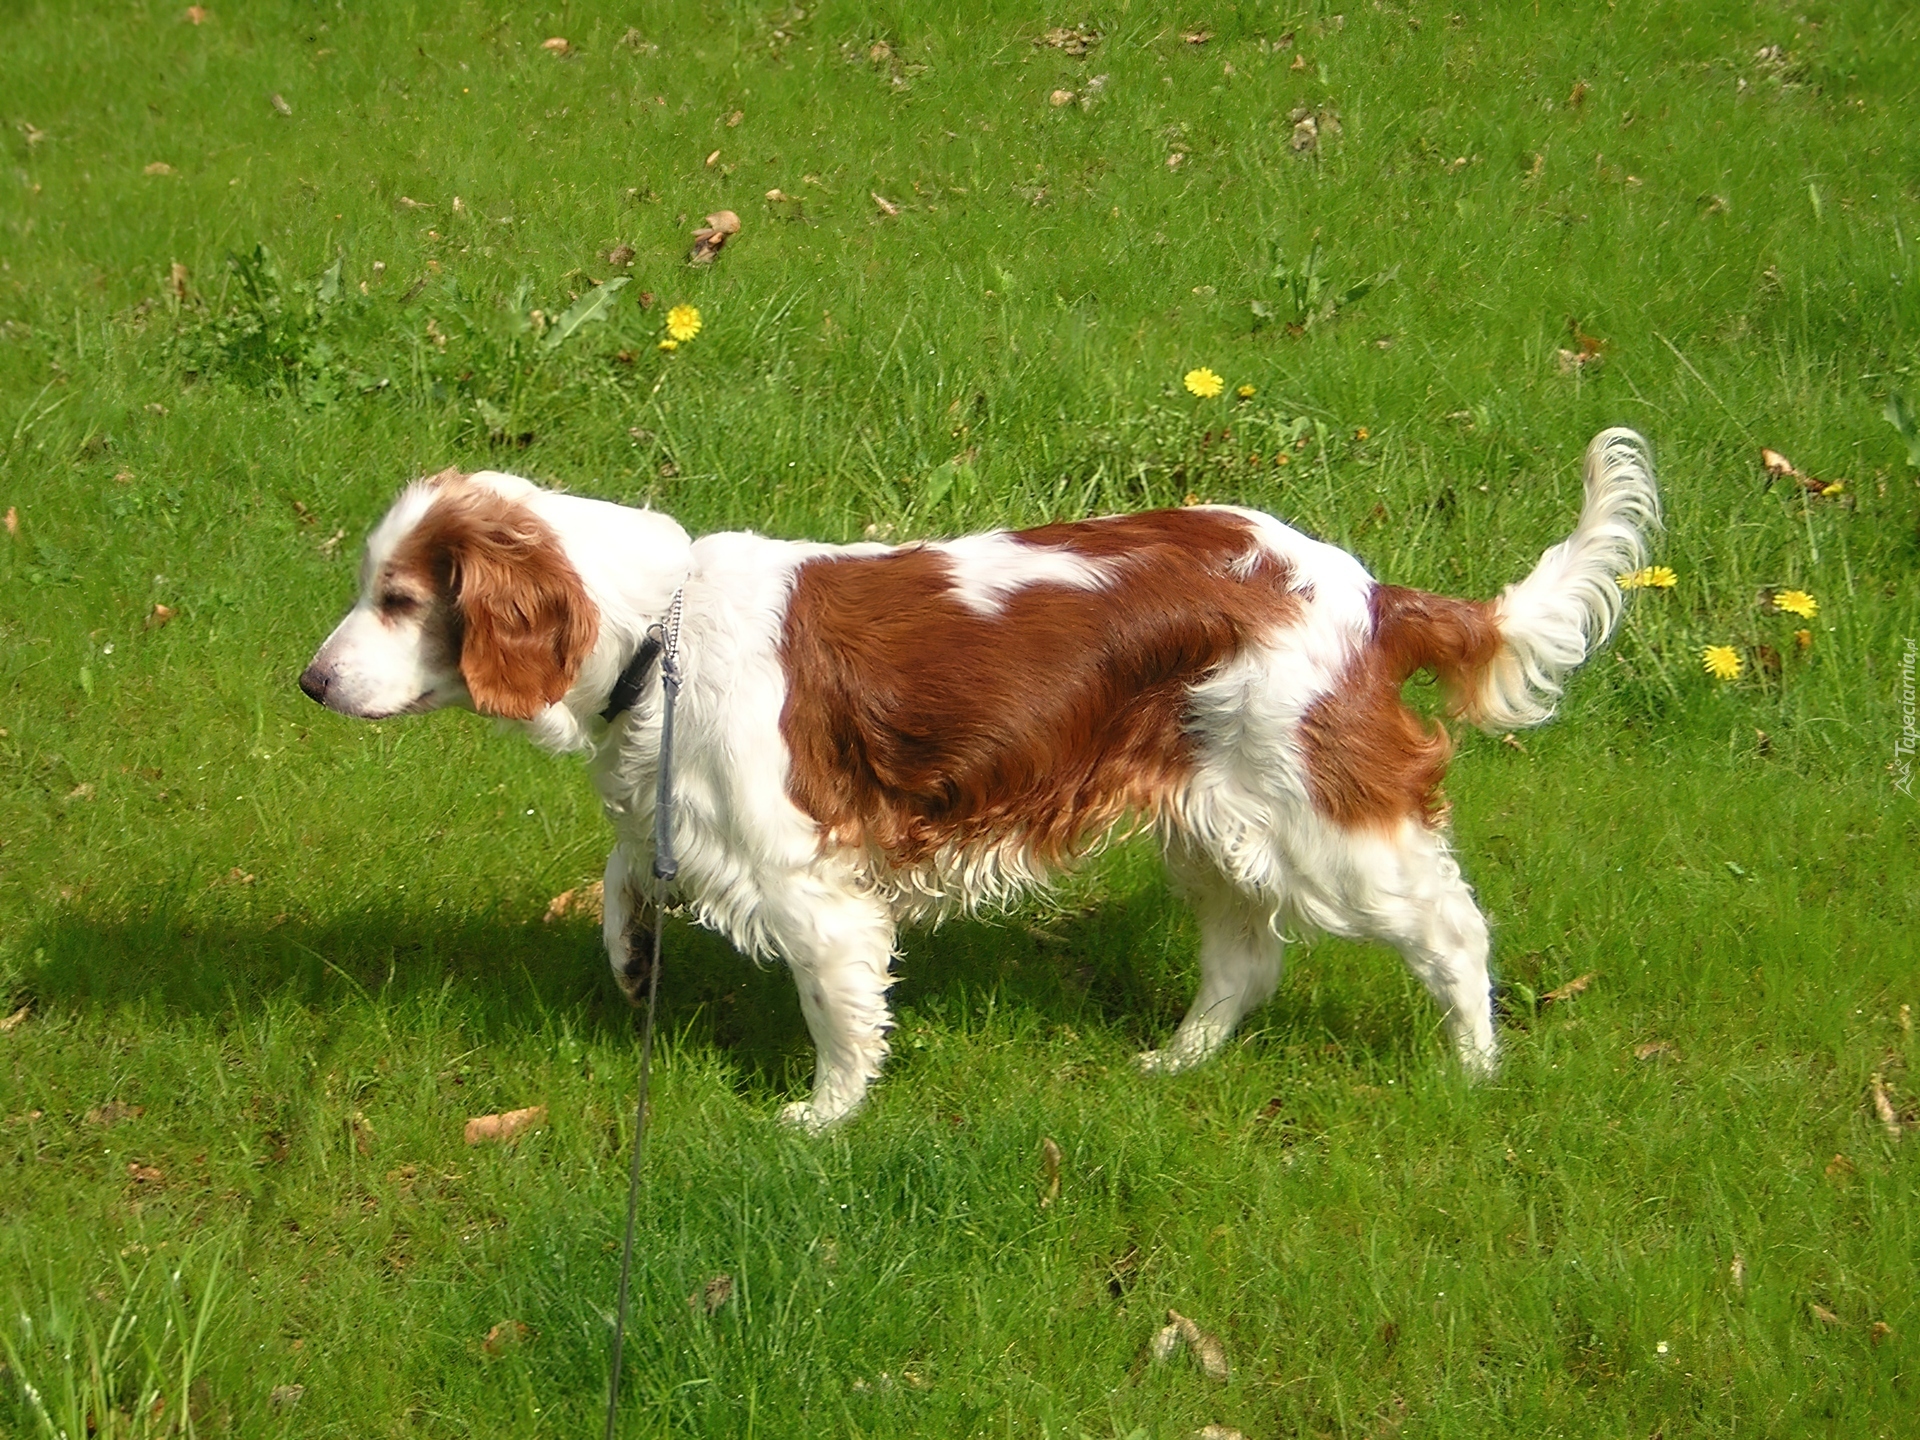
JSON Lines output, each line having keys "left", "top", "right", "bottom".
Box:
{"left": 3, "top": 1, "right": 1917, "bottom": 1435}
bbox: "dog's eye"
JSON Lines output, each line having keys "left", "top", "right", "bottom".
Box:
{"left": 378, "top": 592, "right": 423, "bottom": 617}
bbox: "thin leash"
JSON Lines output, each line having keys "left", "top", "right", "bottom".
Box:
{"left": 604, "top": 589, "right": 684, "bottom": 1440}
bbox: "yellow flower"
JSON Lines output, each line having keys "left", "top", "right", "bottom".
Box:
{"left": 1184, "top": 367, "right": 1224, "bottom": 399}
{"left": 657, "top": 338, "right": 678, "bottom": 351}
{"left": 1617, "top": 565, "right": 1678, "bottom": 591}
{"left": 1354, "top": 426, "right": 1370, "bottom": 441}
{"left": 1236, "top": 384, "right": 1256, "bottom": 399}
{"left": 1820, "top": 481, "right": 1845, "bottom": 496}
{"left": 1702, "top": 645, "right": 1744, "bottom": 681}
{"left": 1794, "top": 628, "right": 1813, "bottom": 650}
{"left": 1773, "top": 589, "right": 1818, "bottom": 619}
{"left": 666, "top": 304, "right": 702, "bottom": 342}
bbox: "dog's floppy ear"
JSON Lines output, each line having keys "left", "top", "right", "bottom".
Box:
{"left": 409, "top": 487, "right": 600, "bottom": 720}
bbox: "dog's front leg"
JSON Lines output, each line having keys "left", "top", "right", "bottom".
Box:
{"left": 763, "top": 879, "right": 898, "bottom": 1132}
{"left": 601, "top": 842, "right": 656, "bottom": 1006}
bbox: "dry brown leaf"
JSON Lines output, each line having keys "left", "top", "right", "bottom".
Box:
{"left": 348, "top": 1110, "right": 374, "bottom": 1156}
{"left": 1809, "top": 1301, "right": 1840, "bottom": 1326}
{"left": 1760, "top": 446, "right": 1798, "bottom": 479}
{"left": 184, "top": 6, "right": 208, "bottom": 23}
{"left": 1150, "top": 1320, "right": 1183, "bottom": 1363}
{"left": 726, "top": 109, "right": 744, "bottom": 127}
{"left": 687, "top": 1274, "right": 734, "bottom": 1314}
{"left": 1049, "top": 89, "right": 1075, "bottom": 107}
{"left": 1539, "top": 972, "right": 1596, "bottom": 1006}
{"left": 1165, "top": 1309, "right": 1230, "bottom": 1381}
{"left": 144, "top": 162, "right": 173, "bottom": 176}
{"left": 0, "top": 1004, "right": 29, "bottom": 1033}
{"left": 269, "top": 92, "right": 292, "bottom": 116}
{"left": 1036, "top": 26, "right": 1099, "bottom": 54}
{"left": 543, "top": 879, "right": 604, "bottom": 924}
{"left": 464, "top": 1105, "right": 546, "bottom": 1145}
{"left": 1290, "top": 115, "right": 1318, "bottom": 153}
{"left": 1039, "top": 1136, "right": 1062, "bottom": 1207}
{"left": 1568, "top": 320, "right": 1608, "bottom": 360}
{"left": 1500, "top": 733, "right": 1526, "bottom": 752}
{"left": 483, "top": 1320, "right": 530, "bottom": 1354}
{"left": 269, "top": 1384, "right": 304, "bottom": 1408}
{"left": 541, "top": 36, "right": 571, "bottom": 54}
{"left": 1183, "top": 30, "right": 1213, "bottom": 45}
{"left": 1824, "top": 1152, "right": 1855, "bottom": 1177}
{"left": 87, "top": 1100, "right": 145, "bottom": 1127}
{"left": 1290, "top": 52, "right": 1309, "bottom": 71}
{"left": 3, "top": 507, "right": 16, "bottom": 537}
{"left": 1194, "top": 1428, "right": 1247, "bottom": 1440}
{"left": 705, "top": 148, "right": 721, "bottom": 167}
{"left": 870, "top": 191, "right": 901, "bottom": 217}
{"left": 1871, "top": 1320, "right": 1893, "bottom": 1346}
{"left": 689, "top": 209, "right": 740, "bottom": 264}
{"left": 1870, "top": 1072, "right": 1902, "bottom": 1140}
{"left": 1634, "top": 1040, "right": 1674, "bottom": 1061}
{"left": 127, "top": 1161, "right": 165, "bottom": 1184}
{"left": 1730, "top": 1252, "right": 1746, "bottom": 1289}
{"left": 1568, "top": 79, "right": 1589, "bottom": 108}
{"left": 606, "top": 243, "right": 635, "bottom": 268}
{"left": 168, "top": 261, "right": 190, "bottom": 300}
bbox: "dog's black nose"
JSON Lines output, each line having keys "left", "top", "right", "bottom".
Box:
{"left": 298, "top": 664, "right": 330, "bottom": 704}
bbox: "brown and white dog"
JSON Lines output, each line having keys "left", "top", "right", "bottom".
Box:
{"left": 301, "top": 430, "right": 1658, "bottom": 1129}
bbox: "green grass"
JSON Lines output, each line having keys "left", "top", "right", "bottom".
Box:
{"left": 4, "top": 0, "right": 1918, "bottom": 1435}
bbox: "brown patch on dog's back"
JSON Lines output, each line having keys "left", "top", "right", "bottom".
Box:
{"left": 1300, "top": 585, "right": 1504, "bottom": 829}
{"left": 779, "top": 509, "right": 1300, "bottom": 866}
{"left": 389, "top": 485, "right": 598, "bottom": 720}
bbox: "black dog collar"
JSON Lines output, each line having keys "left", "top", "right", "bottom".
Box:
{"left": 598, "top": 633, "right": 664, "bottom": 722}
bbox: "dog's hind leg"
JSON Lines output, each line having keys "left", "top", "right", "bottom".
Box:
{"left": 1137, "top": 851, "right": 1285, "bottom": 1076}
{"left": 1304, "top": 822, "right": 1498, "bottom": 1077}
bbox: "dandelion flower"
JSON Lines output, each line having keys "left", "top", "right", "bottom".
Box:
{"left": 1702, "top": 645, "right": 1744, "bottom": 681}
{"left": 1617, "top": 565, "right": 1678, "bottom": 591}
{"left": 1354, "top": 426, "right": 1370, "bottom": 441}
{"left": 1773, "top": 589, "right": 1818, "bottom": 619}
{"left": 1184, "top": 367, "right": 1224, "bottom": 399}
{"left": 657, "top": 338, "right": 678, "bottom": 351}
{"left": 1236, "top": 384, "right": 1256, "bottom": 399}
{"left": 1820, "top": 481, "right": 1845, "bottom": 496}
{"left": 666, "top": 304, "right": 702, "bottom": 342}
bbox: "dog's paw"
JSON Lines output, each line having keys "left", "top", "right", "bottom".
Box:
{"left": 1458, "top": 1044, "right": 1500, "bottom": 1083}
{"left": 1134, "top": 1046, "right": 1196, "bottom": 1077}
{"left": 614, "top": 929, "right": 656, "bottom": 1008}
{"left": 779, "top": 1093, "right": 868, "bottom": 1133}
{"left": 778, "top": 1100, "right": 832, "bottom": 1134}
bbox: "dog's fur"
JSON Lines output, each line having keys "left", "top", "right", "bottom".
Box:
{"left": 302, "top": 430, "right": 1658, "bottom": 1129}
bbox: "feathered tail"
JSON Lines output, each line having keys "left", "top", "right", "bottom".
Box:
{"left": 1461, "top": 427, "right": 1660, "bottom": 729}
{"left": 1371, "top": 428, "right": 1661, "bottom": 732}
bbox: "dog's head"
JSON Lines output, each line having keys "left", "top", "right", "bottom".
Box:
{"left": 299, "top": 470, "right": 599, "bottom": 724}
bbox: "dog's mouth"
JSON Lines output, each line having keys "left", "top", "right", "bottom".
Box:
{"left": 378, "top": 689, "right": 443, "bottom": 719}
